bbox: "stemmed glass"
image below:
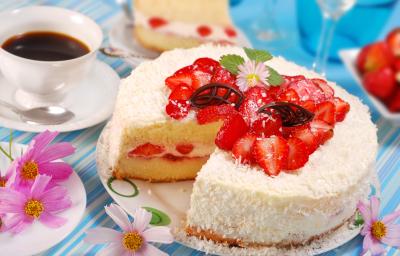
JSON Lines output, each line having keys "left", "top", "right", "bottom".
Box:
{"left": 313, "top": 0, "right": 356, "bottom": 75}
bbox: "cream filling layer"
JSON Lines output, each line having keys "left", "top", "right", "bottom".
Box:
{"left": 134, "top": 10, "right": 238, "bottom": 43}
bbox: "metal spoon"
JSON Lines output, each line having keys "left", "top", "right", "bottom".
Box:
{"left": 0, "top": 99, "right": 74, "bottom": 125}
{"left": 116, "top": 0, "right": 134, "bottom": 26}
{"left": 100, "top": 46, "right": 151, "bottom": 62}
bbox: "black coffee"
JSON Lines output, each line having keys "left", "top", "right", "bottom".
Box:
{"left": 1, "top": 31, "right": 90, "bottom": 61}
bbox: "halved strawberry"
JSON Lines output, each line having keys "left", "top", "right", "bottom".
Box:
{"left": 281, "top": 75, "right": 306, "bottom": 89}
{"left": 166, "top": 99, "right": 191, "bottom": 120}
{"left": 176, "top": 144, "right": 194, "bottom": 155}
{"left": 169, "top": 85, "right": 194, "bottom": 101}
{"left": 311, "top": 78, "right": 334, "bottom": 100}
{"left": 290, "top": 125, "right": 319, "bottom": 153}
{"left": 265, "top": 86, "right": 281, "bottom": 100}
{"left": 250, "top": 115, "right": 282, "bottom": 137}
{"left": 215, "top": 114, "right": 248, "bottom": 150}
{"left": 211, "top": 66, "right": 236, "bottom": 87}
{"left": 277, "top": 88, "right": 300, "bottom": 103}
{"left": 283, "top": 137, "right": 309, "bottom": 171}
{"left": 287, "top": 79, "right": 326, "bottom": 103}
{"left": 252, "top": 136, "right": 289, "bottom": 176}
{"left": 314, "top": 101, "right": 335, "bottom": 125}
{"left": 192, "top": 70, "right": 212, "bottom": 89}
{"left": 165, "top": 72, "right": 199, "bottom": 90}
{"left": 310, "top": 120, "right": 334, "bottom": 145}
{"left": 299, "top": 100, "right": 316, "bottom": 112}
{"left": 232, "top": 133, "right": 256, "bottom": 164}
{"left": 175, "top": 65, "right": 194, "bottom": 74}
{"left": 333, "top": 97, "right": 350, "bottom": 122}
{"left": 196, "top": 105, "right": 238, "bottom": 124}
{"left": 193, "top": 57, "right": 220, "bottom": 74}
{"left": 128, "top": 143, "right": 165, "bottom": 157}
{"left": 239, "top": 87, "right": 274, "bottom": 125}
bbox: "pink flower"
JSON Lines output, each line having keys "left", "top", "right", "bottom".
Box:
{"left": 85, "top": 204, "right": 173, "bottom": 256}
{"left": 237, "top": 60, "right": 270, "bottom": 91}
{"left": 357, "top": 196, "right": 400, "bottom": 255}
{"left": 0, "top": 174, "right": 71, "bottom": 234}
{"left": 13, "top": 130, "right": 75, "bottom": 188}
{"left": 0, "top": 163, "right": 15, "bottom": 188}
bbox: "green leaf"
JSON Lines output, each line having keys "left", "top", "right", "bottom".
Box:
{"left": 266, "top": 67, "right": 284, "bottom": 86}
{"left": 244, "top": 47, "right": 272, "bottom": 62}
{"left": 354, "top": 211, "right": 364, "bottom": 227}
{"left": 219, "top": 54, "right": 245, "bottom": 75}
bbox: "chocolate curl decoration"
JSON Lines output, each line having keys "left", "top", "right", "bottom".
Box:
{"left": 258, "top": 102, "right": 315, "bottom": 127}
{"left": 189, "top": 83, "right": 244, "bottom": 109}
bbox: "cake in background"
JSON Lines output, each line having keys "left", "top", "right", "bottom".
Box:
{"left": 133, "top": 0, "right": 238, "bottom": 52}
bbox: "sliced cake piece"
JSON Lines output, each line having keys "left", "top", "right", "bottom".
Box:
{"left": 133, "top": 0, "right": 238, "bottom": 52}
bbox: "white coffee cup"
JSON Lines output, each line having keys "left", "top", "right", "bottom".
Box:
{"left": 0, "top": 6, "right": 103, "bottom": 108}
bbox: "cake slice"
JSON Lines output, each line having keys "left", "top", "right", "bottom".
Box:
{"left": 133, "top": 0, "right": 238, "bottom": 52}
{"left": 108, "top": 45, "right": 377, "bottom": 246}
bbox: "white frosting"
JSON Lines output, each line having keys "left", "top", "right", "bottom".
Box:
{"left": 109, "top": 45, "right": 377, "bottom": 244}
{"left": 134, "top": 10, "right": 238, "bottom": 43}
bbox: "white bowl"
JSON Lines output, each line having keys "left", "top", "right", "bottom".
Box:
{"left": 339, "top": 48, "right": 400, "bottom": 126}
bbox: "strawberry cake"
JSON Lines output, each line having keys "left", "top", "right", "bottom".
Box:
{"left": 133, "top": 0, "right": 238, "bottom": 52}
{"left": 108, "top": 45, "right": 377, "bottom": 246}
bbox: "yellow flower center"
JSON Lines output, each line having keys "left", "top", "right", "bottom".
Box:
{"left": 21, "top": 161, "right": 39, "bottom": 180}
{"left": 0, "top": 178, "right": 6, "bottom": 187}
{"left": 246, "top": 73, "right": 260, "bottom": 86}
{"left": 371, "top": 221, "right": 387, "bottom": 240}
{"left": 122, "top": 232, "right": 143, "bottom": 252}
{"left": 24, "top": 199, "right": 44, "bottom": 218}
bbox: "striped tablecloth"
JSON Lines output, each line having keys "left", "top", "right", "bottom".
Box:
{"left": 0, "top": 0, "right": 399, "bottom": 255}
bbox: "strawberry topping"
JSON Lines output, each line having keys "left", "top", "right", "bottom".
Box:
{"left": 197, "top": 25, "right": 212, "bottom": 37}
{"left": 128, "top": 143, "right": 164, "bottom": 157}
{"left": 215, "top": 114, "right": 248, "bottom": 150}
{"left": 166, "top": 99, "right": 190, "bottom": 120}
{"left": 176, "top": 144, "right": 194, "bottom": 155}
{"left": 169, "top": 85, "right": 194, "bottom": 101}
{"left": 225, "top": 27, "right": 237, "bottom": 38}
{"left": 252, "top": 136, "right": 288, "bottom": 176}
{"left": 250, "top": 115, "right": 283, "bottom": 138}
{"left": 333, "top": 97, "right": 350, "bottom": 122}
{"left": 232, "top": 133, "right": 256, "bottom": 164}
{"left": 149, "top": 17, "right": 167, "bottom": 29}
{"left": 314, "top": 101, "right": 335, "bottom": 125}
{"left": 284, "top": 137, "right": 309, "bottom": 171}
{"left": 196, "top": 105, "right": 238, "bottom": 124}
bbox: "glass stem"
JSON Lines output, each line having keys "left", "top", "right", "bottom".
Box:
{"left": 313, "top": 15, "right": 338, "bottom": 76}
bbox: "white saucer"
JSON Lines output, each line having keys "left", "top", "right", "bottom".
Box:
{"left": 0, "top": 142, "right": 86, "bottom": 256}
{"left": 0, "top": 60, "right": 120, "bottom": 133}
{"left": 96, "top": 124, "right": 380, "bottom": 255}
{"left": 109, "top": 14, "right": 253, "bottom": 67}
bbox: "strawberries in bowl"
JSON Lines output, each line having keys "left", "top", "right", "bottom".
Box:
{"left": 343, "top": 27, "right": 400, "bottom": 120}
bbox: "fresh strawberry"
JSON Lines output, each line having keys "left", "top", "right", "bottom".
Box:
{"left": 386, "top": 27, "right": 400, "bottom": 57}
{"left": 394, "top": 58, "right": 400, "bottom": 72}
{"left": 363, "top": 67, "right": 396, "bottom": 100}
{"left": 250, "top": 115, "right": 282, "bottom": 137}
{"left": 196, "top": 104, "right": 238, "bottom": 124}
{"left": 193, "top": 57, "right": 220, "bottom": 74}
{"left": 265, "top": 86, "right": 281, "bottom": 100}
{"left": 281, "top": 75, "right": 306, "bottom": 90}
{"left": 165, "top": 72, "right": 199, "bottom": 90}
{"left": 176, "top": 144, "right": 194, "bottom": 155}
{"left": 333, "top": 97, "right": 350, "bottom": 122}
{"left": 215, "top": 114, "right": 248, "bottom": 150}
{"left": 175, "top": 65, "right": 194, "bottom": 74}
{"left": 148, "top": 17, "right": 167, "bottom": 28}
{"left": 287, "top": 79, "right": 326, "bottom": 103}
{"left": 232, "top": 133, "right": 256, "bottom": 164}
{"left": 169, "top": 85, "right": 194, "bottom": 101}
{"left": 299, "top": 100, "right": 316, "bottom": 112}
{"left": 290, "top": 125, "right": 319, "bottom": 153}
{"left": 252, "top": 136, "right": 289, "bottom": 176}
{"left": 192, "top": 70, "right": 212, "bottom": 89}
{"left": 211, "top": 66, "right": 236, "bottom": 87}
{"left": 388, "top": 89, "right": 400, "bottom": 113}
{"left": 310, "top": 120, "right": 334, "bottom": 145}
{"left": 239, "top": 87, "right": 274, "bottom": 125}
{"left": 166, "top": 99, "right": 190, "bottom": 120}
{"left": 311, "top": 78, "right": 334, "bottom": 100}
{"left": 283, "top": 137, "right": 309, "bottom": 171}
{"left": 197, "top": 25, "right": 212, "bottom": 37}
{"left": 277, "top": 88, "right": 300, "bottom": 103}
{"left": 225, "top": 27, "right": 237, "bottom": 38}
{"left": 356, "top": 42, "right": 394, "bottom": 74}
{"left": 314, "top": 101, "right": 335, "bottom": 125}
{"left": 128, "top": 143, "right": 164, "bottom": 157}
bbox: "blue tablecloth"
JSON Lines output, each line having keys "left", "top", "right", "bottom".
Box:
{"left": 0, "top": 0, "right": 399, "bottom": 255}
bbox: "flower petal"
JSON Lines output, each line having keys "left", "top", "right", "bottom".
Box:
{"left": 363, "top": 233, "right": 386, "bottom": 256}
{"left": 8, "top": 217, "right": 33, "bottom": 234}
{"left": 105, "top": 204, "right": 132, "bottom": 232}
{"left": 97, "top": 243, "right": 126, "bottom": 256}
{"left": 43, "top": 198, "right": 72, "bottom": 212}
{"left": 381, "top": 224, "right": 400, "bottom": 247}
{"left": 1, "top": 213, "right": 25, "bottom": 231}
{"left": 30, "top": 175, "right": 52, "bottom": 198}
{"left": 137, "top": 244, "right": 167, "bottom": 256}
{"left": 0, "top": 203, "right": 23, "bottom": 214}
{"left": 31, "top": 131, "right": 58, "bottom": 158}
{"left": 39, "top": 211, "right": 67, "bottom": 228}
{"left": 370, "top": 196, "right": 380, "bottom": 221}
{"left": 132, "top": 208, "right": 152, "bottom": 233}
{"left": 84, "top": 227, "right": 123, "bottom": 244}
{"left": 39, "top": 162, "right": 73, "bottom": 181}
{"left": 142, "top": 227, "right": 173, "bottom": 244}
{"left": 357, "top": 201, "right": 372, "bottom": 225}
{"left": 382, "top": 210, "right": 400, "bottom": 225}
{"left": 39, "top": 186, "right": 68, "bottom": 202}
{"left": 0, "top": 187, "right": 26, "bottom": 203}
{"left": 36, "top": 143, "right": 75, "bottom": 164}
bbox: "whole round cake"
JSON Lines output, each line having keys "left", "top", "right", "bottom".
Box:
{"left": 108, "top": 45, "right": 377, "bottom": 247}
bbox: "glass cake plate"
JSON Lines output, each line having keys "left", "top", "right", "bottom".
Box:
{"left": 96, "top": 123, "right": 380, "bottom": 255}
